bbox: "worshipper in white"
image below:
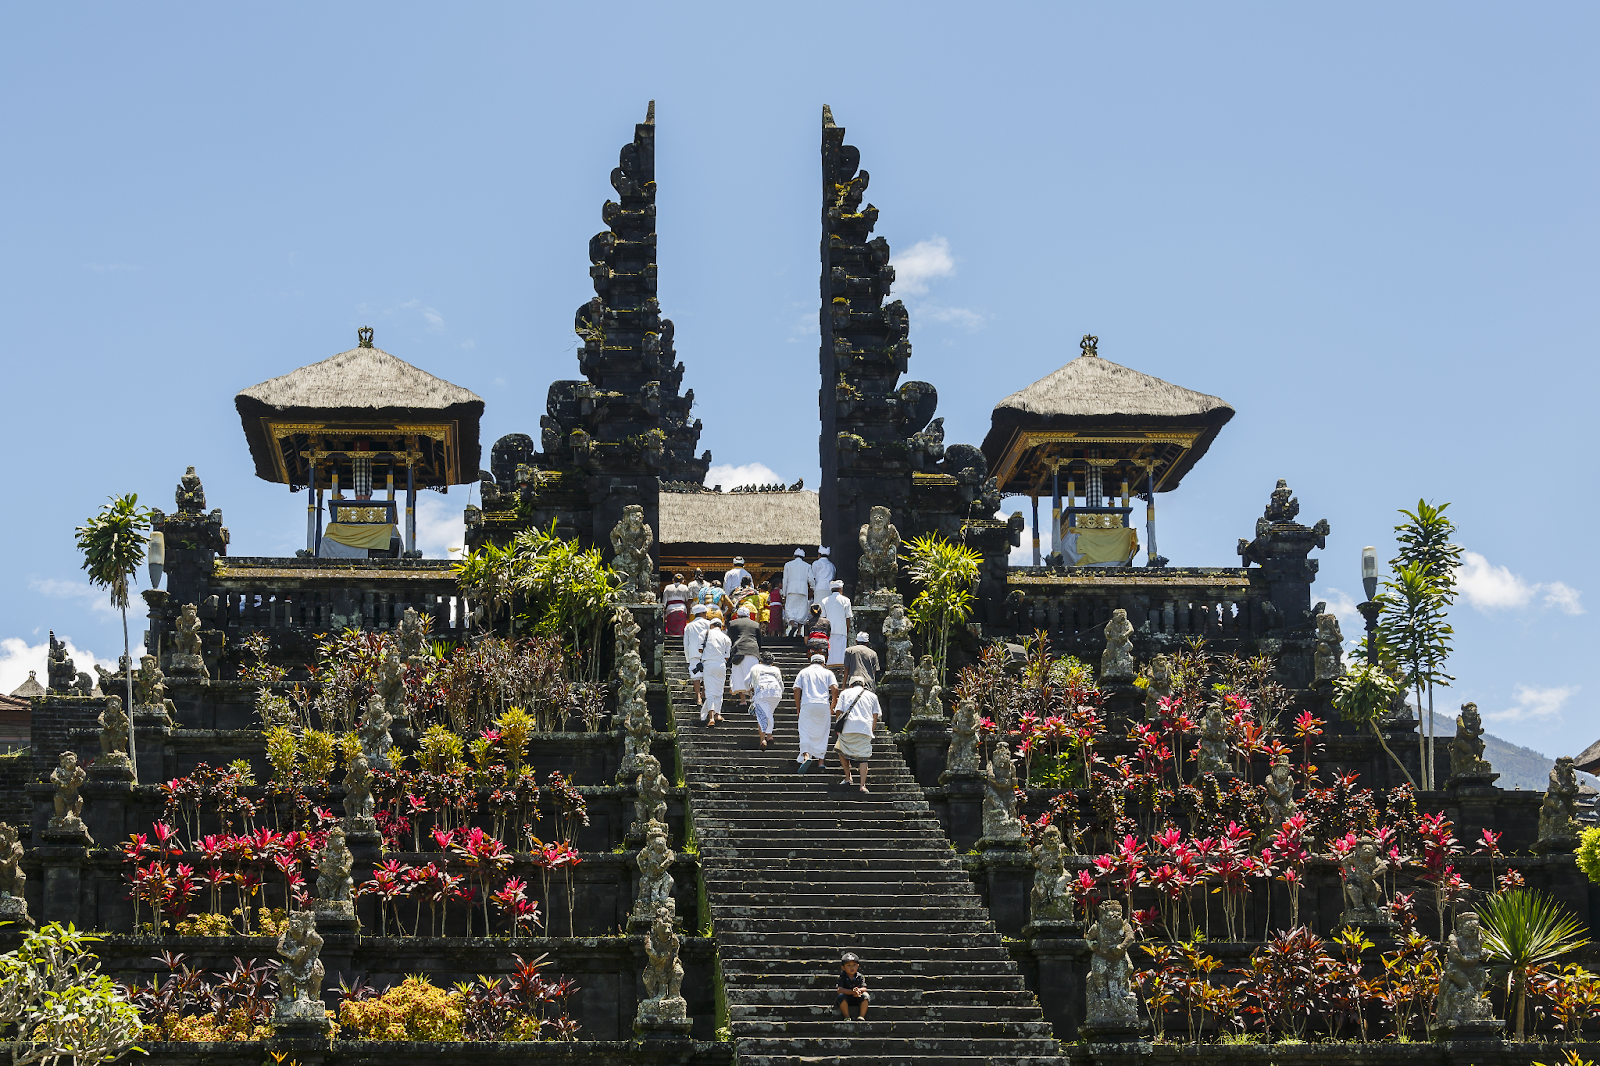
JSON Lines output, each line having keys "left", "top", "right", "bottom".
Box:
{"left": 723, "top": 556, "right": 753, "bottom": 595}
{"left": 820, "top": 580, "right": 854, "bottom": 666}
{"left": 663, "top": 572, "right": 691, "bottom": 637}
{"left": 781, "top": 548, "right": 813, "bottom": 637}
{"left": 832, "top": 676, "right": 882, "bottom": 793}
{"left": 749, "top": 651, "right": 784, "bottom": 749}
{"left": 700, "top": 617, "right": 732, "bottom": 727}
{"left": 842, "top": 633, "right": 880, "bottom": 692}
{"left": 683, "top": 603, "right": 711, "bottom": 706}
{"left": 809, "top": 547, "right": 836, "bottom": 610}
{"left": 727, "top": 605, "right": 763, "bottom": 703}
{"left": 792, "top": 653, "right": 840, "bottom": 771}
{"left": 686, "top": 569, "right": 708, "bottom": 603}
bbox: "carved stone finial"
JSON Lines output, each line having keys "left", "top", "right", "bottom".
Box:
{"left": 1264, "top": 478, "right": 1300, "bottom": 524}
{"left": 1080, "top": 334, "right": 1099, "bottom": 357}
{"left": 358, "top": 326, "right": 374, "bottom": 348}
{"left": 46, "top": 632, "right": 76, "bottom": 694}
{"left": 645, "top": 99, "right": 655, "bottom": 124}
{"left": 175, "top": 466, "right": 207, "bottom": 514}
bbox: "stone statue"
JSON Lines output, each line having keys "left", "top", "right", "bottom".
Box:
{"left": 946, "top": 699, "right": 980, "bottom": 775}
{"left": 1340, "top": 837, "right": 1389, "bottom": 925}
{"left": 395, "top": 607, "right": 430, "bottom": 666}
{"left": 911, "top": 654, "right": 943, "bottom": 720}
{"left": 981, "top": 742, "right": 1024, "bottom": 843}
{"left": 856, "top": 505, "right": 902, "bottom": 597}
{"left": 1262, "top": 753, "right": 1296, "bottom": 830}
{"left": 313, "top": 825, "right": 355, "bottom": 920}
{"left": 609, "top": 504, "right": 655, "bottom": 603}
{"left": 73, "top": 672, "right": 95, "bottom": 697}
{"left": 882, "top": 602, "right": 913, "bottom": 676}
{"left": 97, "top": 696, "right": 132, "bottom": 771}
{"left": 1029, "top": 824, "right": 1073, "bottom": 925}
{"left": 636, "top": 899, "right": 688, "bottom": 1028}
{"left": 46, "top": 632, "right": 76, "bottom": 694}
{"left": 1435, "top": 910, "right": 1496, "bottom": 1030}
{"left": 134, "top": 654, "right": 166, "bottom": 707}
{"left": 634, "top": 820, "right": 675, "bottom": 921}
{"left": 357, "top": 694, "right": 393, "bottom": 772}
{"left": 273, "top": 911, "right": 328, "bottom": 1025}
{"left": 48, "top": 751, "right": 88, "bottom": 837}
{"left": 175, "top": 465, "right": 207, "bottom": 514}
{"left": 342, "top": 754, "right": 376, "bottom": 834}
{"left": 0, "top": 821, "right": 28, "bottom": 924}
{"left": 1313, "top": 613, "right": 1344, "bottom": 683}
{"left": 1100, "top": 609, "right": 1134, "bottom": 682}
{"left": 614, "top": 606, "right": 653, "bottom": 781}
{"left": 1142, "top": 654, "right": 1174, "bottom": 720}
{"left": 172, "top": 603, "right": 207, "bottom": 677}
{"left": 1084, "top": 900, "right": 1140, "bottom": 1028}
{"left": 1449, "top": 702, "right": 1494, "bottom": 780}
{"left": 375, "top": 648, "right": 407, "bottom": 724}
{"left": 633, "top": 754, "right": 670, "bottom": 836}
{"left": 1197, "top": 704, "right": 1233, "bottom": 778}
{"left": 1538, "top": 756, "right": 1581, "bottom": 848}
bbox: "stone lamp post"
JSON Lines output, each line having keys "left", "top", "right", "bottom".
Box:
{"left": 1357, "top": 545, "right": 1381, "bottom": 664}
{"left": 147, "top": 531, "right": 165, "bottom": 589}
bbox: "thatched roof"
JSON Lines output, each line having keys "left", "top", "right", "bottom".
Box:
{"left": 981, "top": 349, "right": 1234, "bottom": 492}
{"left": 1576, "top": 737, "right": 1600, "bottom": 776}
{"left": 236, "top": 341, "right": 484, "bottom": 485}
{"left": 658, "top": 490, "right": 820, "bottom": 547}
{"left": 8, "top": 671, "right": 44, "bottom": 698}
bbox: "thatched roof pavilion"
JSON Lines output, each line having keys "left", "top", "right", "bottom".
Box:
{"left": 236, "top": 327, "right": 484, "bottom": 556}
{"left": 657, "top": 489, "right": 820, "bottom": 587}
{"left": 236, "top": 328, "right": 483, "bottom": 490}
{"left": 980, "top": 336, "right": 1233, "bottom": 566}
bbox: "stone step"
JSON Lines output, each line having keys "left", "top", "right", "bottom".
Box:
{"left": 713, "top": 917, "right": 1000, "bottom": 935}
{"left": 735, "top": 1055, "right": 1068, "bottom": 1066}
{"left": 701, "top": 846, "right": 958, "bottom": 861}
{"left": 716, "top": 931, "right": 1006, "bottom": 950}
{"left": 727, "top": 987, "right": 1041, "bottom": 1007}
{"left": 733, "top": 1036, "right": 1066, "bottom": 1059}
{"left": 715, "top": 904, "right": 987, "bottom": 919}
{"left": 717, "top": 951, "right": 1022, "bottom": 971}
{"left": 734, "top": 1019, "right": 1058, "bottom": 1038}
{"left": 730, "top": 1006, "right": 1047, "bottom": 1024}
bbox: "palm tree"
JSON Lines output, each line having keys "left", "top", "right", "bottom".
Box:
{"left": 1479, "top": 889, "right": 1590, "bottom": 1039}
{"left": 74, "top": 494, "right": 153, "bottom": 771}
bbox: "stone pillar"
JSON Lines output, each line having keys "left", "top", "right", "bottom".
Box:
{"left": 1024, "top": 925, "right": 1088, "bottom": 1040}
{"left": 1448, "top": 773, "right": 1502, "bottom": 847}
{"left": 908, "top": 720, "right": 951, "bottom": 787}
{"left": 878, "top": 675, "right": 913, "bottom": 733}
{"left": 35, "top": 840, "right": 89, "bottom": 926}
{"left": 80, "top": 776, "right": 132, "bottom": 851}
{"left": 976, "top": 840, "right": 1033, "bottom": 938}
{"left": 940, "top": 770, "right": 985, "bottom": 853}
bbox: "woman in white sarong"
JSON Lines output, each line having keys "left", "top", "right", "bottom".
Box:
{"left": 700, "top": 618, "right": 732, "bottom": 727}
{"left": 791, "top": 653, "right": 840, "bottom": 769}
{"left": 782, "top": 549, "right": 813, "bottom": 635}
{"left": 820, "top": 580, "right": 853, "bottom": 666}
{"left": 749, "top": 652, "right": 784, "bottom": 749}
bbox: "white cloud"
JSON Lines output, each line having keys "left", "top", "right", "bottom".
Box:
{"left": 1484, "top": 683, "right": 1580, "bottom": 725}
{"left": 890, "top": 237, "right": 955, "bottom": 297}
{"left": 924, "top": 306, "right": 985, "bottom": 331}
{"left": 0, "top": 635, "right": 120, "bottom": 696}
{"left": 705, "top": 462, "right": 783, "bottom": 491}
{"left": 1318, "top": 587, "right": 1365, "bottom": 649}
{"left": 423, "top": 307, "right": 445, "bottom": 332}
{"left": 1543, "top": 582, "right": 1585, "bottom": 616}
{"left": 1455, "top": 550, "right": 1584, "bottom": 615}
{"left": 414, "top": 495, "right": 465, "bottom": 559}
{"left": 29, "top": 578, "right": 122, "bottom": 620}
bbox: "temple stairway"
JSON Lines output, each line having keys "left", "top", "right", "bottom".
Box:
{"left": 668, "top": 640, "right": 1067, "bottom": 1066}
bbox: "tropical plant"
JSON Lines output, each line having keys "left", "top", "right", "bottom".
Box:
{"left": 0, "top": 923, "right": 144, "bottom": 1066}
{"left": 1331, "top": 664, "right": 1415, "bottom": 786}
{"left": 1578, "top": 826, "right": 1600, "bottom": 885}
{"left": 1382, "top": 501, "right": 1461, "bottom": 788}
{"left": 902, "top": 532, "right": 982, "bottom": 687}
{"left": 1480, "top": 889, "right": 1591, "bottom": 1040}
{"left": 74, "top": 493, "right": 153, "bottom": 768}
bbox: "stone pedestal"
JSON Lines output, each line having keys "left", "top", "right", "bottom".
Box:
{"left": 1534, "top": 835, "right": 1581, "bottom": 856}
{"left": 879, "top": 675, "right": 913, "bottom": 732}
{"left": 134, "top": 709, "right": 175, "bottom": 784}
{"left": 1434, "top": 1019, "right": 1504, "bottom": 1041}
{"left": 940, "top": 770, "right": 985, "bottom": 853}
{"left": 0, "top": 892, "right": 34, "bottom": 929}
{"left": 1026, "top": 917, "right": 1089, "bottom": 1039}
{"left": 81, "top": 777, "right": 133, "bottom": 847}
{"left": 908, "top": 719, "right": 951, "bottom": 787}
{"left": 1100, "top": 682, "right": 1141, "bottom": 723}
{"left": 635, "top": 1016, "right": 693, "bottom": 1040}
{"left": 1449, "top": 773, "right": 1501, "bottom": 845}
{"left": 315, "top": 930, "right": 357, "bottom": 1003}
{"left": 34, "top": 840, "right": 89, "bottom": 925}
{"left": 1078, "top": 1021, "right": 1148, "bottom": 1046}
{"left": 167, "top": 653, "right": 207, "bottom": 679}
{"left": 270, "top": 1017, "right": 331, "bottom": 1064}
{"left": 975, "top": 839, "right": 1032, "bottom": 938}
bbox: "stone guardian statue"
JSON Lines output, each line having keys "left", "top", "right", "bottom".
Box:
{"left": 0, "top": 821, "right": 28, "bottom": 925}
{"left": 1448, "top": 702, "right": 1494, "bottom": 781}
{"left": 633, "top": 820, "right": 676, "bottom": 923}
{"left": 881, "top": 602, "right": 913, "bottom": 676}
{"left": 1313, "top": 612, "right": 1344, "bottom": 683}
{"left": 313, "top": 825, "right": 355, "bottom": 921}
{"left": 981, "top": 742, "right": 1024, "bottom": 843}
{"left": 911, "top": 654, "right": 943, "bottom": 720}
{"left": 1100, "top": 609, "right": 1134, "bottom": 682}
{"left": 1435, "top": 910, "right": 1497, "bottom": 1033}
{"left": 97, "top": 695, "right": 133, "bottom": 775}
{"left": 1262, "top": 753, "right": 1297, "bottom": 831}
{"left": 609, "top": 504, "right": 655, "bottom": 604}
{"left": 1029, "top": 824, "right": 1073, "bottom": 926}
{"left": 273, "top": 911, "right": 328, "bottom": 1025}
{"left": 1084, "top": 901, "right": 1140, "bottom": 1030}
{"left": 1142, "top": 654, "right": 1174, "bottom": 721}
{"left": 48, "top": 751, "right": 89, "bottom": 839}
{"left": 1538, "top": 756, "right": 1582, "bottom": 850}
{"left": 614, "top": 606, "right": 653, "bottom": 781}
{"left": 357, "top": 694, "right": 394, "bottom": 772}
{"left": 856, "top": 505, "right": 902, "bottom": 599}
{"left": 632, "top": 754, "right": 670, "bottom": 838}
{"left": 636, "top": 899, "right": 689, "bottom": 1031}
{"left": 1339, "top": 837, "right": 1390, "bottom": 926}
{"left": 944, "top": 699, "right": 980, "bottom": 776}
{"left": 1197, "top": 704, "right": 1233, "bottom": 778}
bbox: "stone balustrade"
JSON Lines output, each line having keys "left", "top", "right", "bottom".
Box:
{"left": 1005, "top": 566, "right": 1282, "bottom": 650}
{"left": 207, "top": 556, "right": 470, "bottom": 635}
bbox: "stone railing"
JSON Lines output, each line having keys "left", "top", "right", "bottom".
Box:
{"left": 1004, "top": 566, "right": 1287, "bottom": 649}
{"left": 206, "top": 556, "right": 469, "bottom": 634}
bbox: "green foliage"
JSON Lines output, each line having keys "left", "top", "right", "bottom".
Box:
{"left": 1331, "top": 664, "right": 1415, "bottom": 787}
{"left": 418, "top": 722, "right": 466, "bottom": 773}
{"left": 496, "top": 706, "right": 536, "bottom": 773}
{"left": 0, "top": 923, "right": 143, "bottom": 1066}
{"left": 1577, "top": 827, "right": 1600, "bottom": 885}
{"left": 903, "top": 532, "right": 982, "bottom": 686}
{"left": 74, "top": 494, "right": 153, "bottom": 613}
{"left": 1393, "top": 499, "right": 1464, "bottom": 593}
{"left": 1481, "top": 889, "right": 1591, "bottom": 1039}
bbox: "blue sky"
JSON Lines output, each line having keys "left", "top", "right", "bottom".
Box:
{"left": 2, "top": 4, "right": 1595, "bottom": 758}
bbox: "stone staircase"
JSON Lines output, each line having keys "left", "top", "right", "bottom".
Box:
{"left": 668, "top": 641, "right": 1066, "bottom": 1066}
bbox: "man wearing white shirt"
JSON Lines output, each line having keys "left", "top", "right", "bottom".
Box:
{"left": 792, "top": 653, "right": 840, "bottom": 771}
{"left": 682, "top": 603, "right": 710, "bottom": 707}
{"left": 700, "top": 617, "right": 732, "bottom": 727}
{"left": 820, "top": 580, "right": 853, "bottom": 666}
{"left": 781, "top": 548, "right": 813, "bottom": 637}
{"left": 723, "top": 556, "right": 752, "bottom": 595}
{"left": 809, "top": 547, "right": 836, "bottom": 610}
{"left": 833, "top": 676, "right": 882, "bottom": 793}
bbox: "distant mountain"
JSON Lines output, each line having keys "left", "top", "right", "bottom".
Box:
{"left": 1426, "top": 716, "right": 1594, "bottom": 792}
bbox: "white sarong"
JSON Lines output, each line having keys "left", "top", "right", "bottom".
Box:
{"left": 702, "top": 658, "right": 728, "bottom": 720}
{"left": 798, "top": 702, "right": 831, "bottom": 762}
{"left": 827, "top": 630, "right": 848, "bottom": 665}
{"left": 751, "top": 694, "right": 779, "bottom": 734}
{"left": 730, "top": 656, "right": 756, "bottom": 693}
